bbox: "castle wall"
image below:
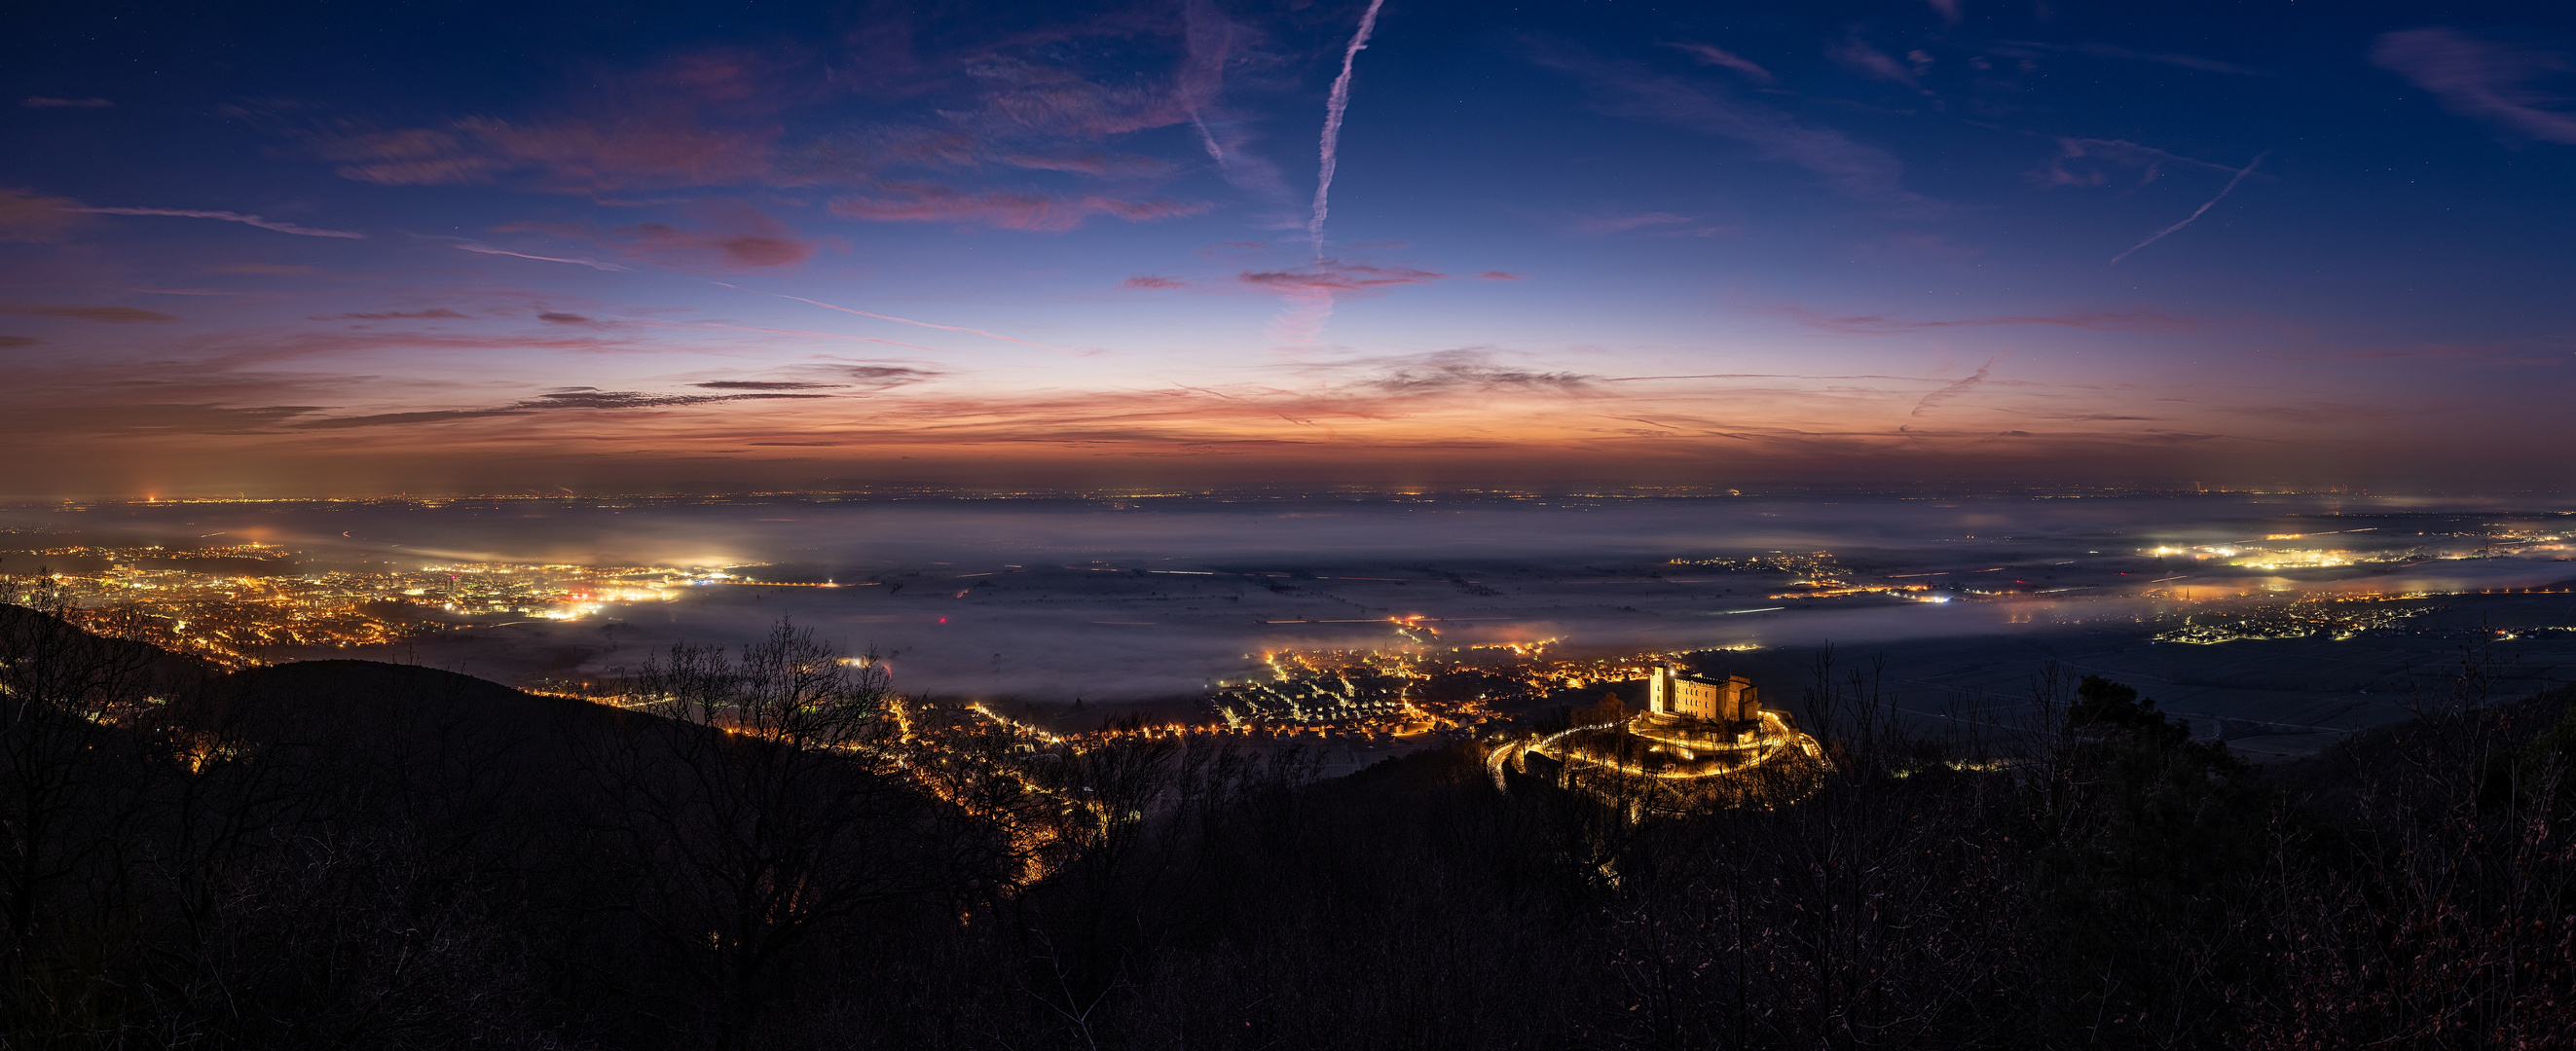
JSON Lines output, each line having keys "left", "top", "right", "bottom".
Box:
{"left": 1648, "top": 665, "right": 1759, "bottom": 723}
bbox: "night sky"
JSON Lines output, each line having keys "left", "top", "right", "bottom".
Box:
{"left": 5, "top": 0, "right": 2571, "bottom": 496}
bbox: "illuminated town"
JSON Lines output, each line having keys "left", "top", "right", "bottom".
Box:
{"left": 1207, "top": 636, "right": 1677, "bottom": 737}
{"left": 0, "top": 539, "right": 754, "bottom": 669}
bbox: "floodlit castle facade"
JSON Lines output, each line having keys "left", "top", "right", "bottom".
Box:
{"left": 1646, "top": 664, "right": 1760, "bottom": 724}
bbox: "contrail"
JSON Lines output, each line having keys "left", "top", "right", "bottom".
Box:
{"left": 76, "top": 206, "right": 364, "bottom": 238}
{"left": 1912, "top": 356, "right": 1999, "bottom": 417}
{"left": 1191, "top": 113, "right": 1227, "bottom": 163}
{"left": 1309, "top": 0, "right": 1388, "bottom": 259}
{"left": 773, "top": 294, "right": 1052, "bottom": 347}
{"left": 452, "top": 244, "right": 631, "bottom": 271}
{"left": 2112, "top": 151, "right": 2267, "bottom": 266}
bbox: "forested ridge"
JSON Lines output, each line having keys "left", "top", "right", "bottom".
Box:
{"left": 4, "top": 598, "right": 2572, "bottom": 1050}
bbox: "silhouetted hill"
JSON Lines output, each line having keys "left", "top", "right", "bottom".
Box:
{"left": 0, "top": 599, "right": 222, "bottom": 692}
{"left": 5, "top": 608, "right": 2573, "bottom": 1049}
{"left": 2272, "top": 681, "right": 2576, "bottom": 815}
{"left": 200, "top": 658, "right": 617, "bottom": 766}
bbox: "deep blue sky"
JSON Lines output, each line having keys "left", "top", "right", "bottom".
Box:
{"left": 4, "top": 0, "right": 2572, "bottom": 495}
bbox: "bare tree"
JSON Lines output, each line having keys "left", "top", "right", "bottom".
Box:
{"left": 588, "top": 618, "right": 941, "bottom": 1050}
{"left": 0, "top": 587, "right": 171, "bottom": 951}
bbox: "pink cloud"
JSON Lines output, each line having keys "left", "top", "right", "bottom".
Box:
{"left": 0, "top": 304, "right": 179, "bottom": 323}
{"left": 0, "top": 187, "right": 88, "bottom": 242}
{"left": 469, "top": 115, "right": 781, "bottom": 192}
{"left": 1830, "top": 37, "right": 1929, "bottom": 94}
{"left": 303, "top": 49, "right": 798, "bottom": 192}
{"left": 1122, "top": 275, "right": 1190, "bottom": 290}
{"left": 1536, "top": 47, "right": 1921, "bottom": 205}
{"left": 997, "top": 152, "right": 1173, "bottom": 178}
{"left": 2030, "top": 136, "right": 2241, "bottom": 189}
{"left": 1240, "top": 260, "right": 1448, "bottom": 345}
{"left": 2373, "top": 28, "right": 2576, "bottom": 144}
{"left": 1564, "top": 211, "right": 1734, "bottom": 238}
{"left": 1236, "top": 260, "right": 1447, "bottom": 296}
{"left": 1777, "top": 305, "right": 2195, "bottom": 335}
{"left": 318, "top": 116, "right": 782, "bottom": 192}
{"left": 501, "top": 200, "right": 818, "bottom": 271}
{"left": 1477, "top": 272, "right": 1523, "bottom": 280}
{"left": 72, "top": 205, "right": 364, "bottom": 238}
{"left": 828, "top": 183, "right": 1210, "bottom": 231}
{"left": 1662, "top": 42, "right": 1773, "bottom": 84}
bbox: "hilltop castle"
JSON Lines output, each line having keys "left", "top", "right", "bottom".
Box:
{"left": 1491, "top": 662, "right": 1823, "bottom": 815}
{"left": 1646, "top": 664, "right": 1759, "bottom": 723}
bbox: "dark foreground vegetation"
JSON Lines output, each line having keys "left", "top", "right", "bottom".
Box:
{"left": 4, "top": 593, "right": 2573, "bottom": 1049}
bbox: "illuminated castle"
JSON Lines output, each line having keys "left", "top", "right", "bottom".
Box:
{"left": 1490, "top": 662, "right": 1824, "bottom": 814}
{"left": 1646, "top": 665, "right": 1763, "bottom": 741}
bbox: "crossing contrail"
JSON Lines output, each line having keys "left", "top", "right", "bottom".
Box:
{"left": 1309, "top": 0, "right": 1388, "bottom": 259}
{"left": 773, "top": 294, "right": 1052, "bottom": 347}
{"left": 75, "top": 206, "right": 364, "bottom": 238}
{"left": 2112, "top": 151, "right": 2267, "bottom": 266}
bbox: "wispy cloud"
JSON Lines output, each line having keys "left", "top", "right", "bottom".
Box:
{"left": 72, "top": 206, "right": 364, "bottom": 238}
{"left": 1831, "top": 37, "right": 1930, "bottom": 94}
{"left": 312, "top": 308, "right": 474, "bottom": 321}
{"left": 1535, "top": 45, "right": 1920, "bottom": 205}
{"left": 21, "top": 96, "right": 113, "bottom": 109}
{"left": 208, "top": 263, "right": 314, "bottom": 276}
{"left": 1237, "top": 260, "right": 1447, "bottom": 296}
{"left": 1912, "top": 356, "right": 1999, "bottom": 417}
{"left": 1993, "top": 40, "right": 2268, "bottom": 77}
{"left": 1778, "top": 305, "right": 2194, "bottom": 334}
{"left": 2111, "top": 151, "right": 2266, "bottom": 265}
{"left": 818, "top": 364, "right": 940, "bottom": 389}
{"left": 294, "top": 49, "right": 795, "bottom": 193}
{"left": 1661, "top": 42, "right": 1773, "bottom": 84}
{"left": 1345, "top": 349, "right": 1595, "bottom": 394}
{"left": 1176, "top": 0, "right": 1299, "bottom": 226}
{"left": 2030, "top": 136, "right": 2242, "bottom": 188}
{"left": 1241, "top": 259, "right": 1448, "bottom": 345}
{"left": 0, "top": 403, "right": 326, "bottom": 436}
{"left": 0, "top": 304, "right": 180, "bottom": 323}
{"left": 497, "top": 200, "right": 817, "bottom": 272}
{"left": 2373, "top": 28, "right": 2576, "bottom": 144}
{"left": 1122, "top": 274, "right": 1190, "bottom": 290}
{"left": 1564, "top": 210, "right": 1735, "bottom": 238}
{"left": 288, "top": 388, "right": 834, "bottom": 430}
{"left": 828, "top": 183, "right": 1209, "bottom": 231}
{"left": 0, "top": 188, "right": 88, "bottom": 242}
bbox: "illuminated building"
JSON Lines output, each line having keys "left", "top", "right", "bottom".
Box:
{"left": 1490, "top": 663, "right": 1825, "bottom": 815}
{"left": 1647, "top": 664, "right": 1760, "bottom": 737}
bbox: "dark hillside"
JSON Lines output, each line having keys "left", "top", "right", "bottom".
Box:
{"left": 4, "top": 609, "right": 2572, "bottom": 1049}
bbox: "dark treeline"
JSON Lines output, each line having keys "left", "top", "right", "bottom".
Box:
{"left": 4, "top": 593, "right": 2573, "bottom": 1049}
